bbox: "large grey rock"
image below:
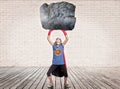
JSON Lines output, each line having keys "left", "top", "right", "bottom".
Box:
{"left": 40, "top": 1, "right": 76, "bottom": 30}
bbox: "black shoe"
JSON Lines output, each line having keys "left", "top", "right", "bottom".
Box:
{"left": 48, "top": 83, "right": 53, "bottom": 89}
{"left": 64, "top": 84, "right": 70, "bottom": 89}
{"left": 48, "top": 86, "right": 53, "bottom": 89}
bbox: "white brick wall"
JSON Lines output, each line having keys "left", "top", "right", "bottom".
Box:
{"left": 0, "top": 0, "right": 120, "bottom": 67}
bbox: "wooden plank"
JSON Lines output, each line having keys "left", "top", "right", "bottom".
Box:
{"left": 0, "top": 67, "right": 120, "bottom": 89}
{"left": 69, "top": 68, "right": 84, "bottom": 89}
{"left": 76, "top": 67, "right": 113, "bottom": 89}
{"left": 0, "top": 67, "right": 23, "bottom": 79}
{"left": 3, "top": 68, "right": 30, "bottom": 89}
{"left": 23, "top": 68, "right": 43, "bottom": 89}
{"left": 111, "top": 79, "right": 120, "bottom": 86}
{"left": 73, "top": 67, "right": 102, "bottom": 89}
{"left": 0, "top": 67, "right": 13, "bottom": 74}
{"left": 55, "top": 77, "right": 62, "bottom": 89}
{"left": 35, "top": 67, "right": 47, "bottom": 89}
{"left": 97, "top": 73, "right": 120, "bottom": 89}
{"left": 79, "top": 67, "right": 119, "bottom": 89}
{"left": 52, "top": 74, "right": 56, "bottom": 89}
{"left": 30, "top": 67, "right": 47, "bottom": 89}
{"left": 0, "top": 67, "right": 26, "bottom": 87}
{"left": 0, "top": 67, "right": 14, "bottom": 78}
{"left": 10, "top": 67, "right": 38, "bottom": 89}
{"left": 60, "top": 77, "right": 63, "bottom": 89}
{"left": 15, "top": 67, "right": 40, "bottom": 89}
{"left": 66, "top": 69, "right": 76, "bottom": 89}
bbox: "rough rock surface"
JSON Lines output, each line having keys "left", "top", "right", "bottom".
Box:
{"left": 40, "top": 1, "right": 76, "bottom": 30}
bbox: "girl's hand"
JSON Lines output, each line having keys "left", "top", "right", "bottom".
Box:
{"left": 61, "top": 30, "right": 67, "bottom": 36}
{"left": 48, "top": 30, "right": 53, "bottom": 36}
{"left": 61, "top": 30, "right": 69, "bottom": 46}
{"left": 47, "top": 30, "right": 53, "bottom": 46}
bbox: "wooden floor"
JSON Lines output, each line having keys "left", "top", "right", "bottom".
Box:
{"left": 0, "top": 67, "right": 120, "bottom": 89}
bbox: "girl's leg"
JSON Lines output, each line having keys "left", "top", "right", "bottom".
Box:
{"left": 64, "top": 77, "right": 71, "bottom": 88}
{"left": 60, "top": 65, "right": 70, "bottom": 88}
{"left": 47, "top": 65, "right": 57, "bottom": 86}
{"left": 60, "top": 65, "right": 68, "bottom": 85}
{"left": 48, "top": 75, "right": 53, "bottom": 85}
{"left": 64, "top": 77, "right": 67, "bottom": 85}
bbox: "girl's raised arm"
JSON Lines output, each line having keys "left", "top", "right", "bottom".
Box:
{"left": 47, "top": 30, "right": 53, "bottom": 46}
{"left": 62, "top": 30, "right": 69, "bottom": 46}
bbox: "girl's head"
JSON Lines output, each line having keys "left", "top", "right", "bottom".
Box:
{"left": 55, "top": 37, "right": 62, "bottom": 45}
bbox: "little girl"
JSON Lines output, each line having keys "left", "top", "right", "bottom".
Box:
{"left": 47, "top": 30, "right": 70, "bottom": 89}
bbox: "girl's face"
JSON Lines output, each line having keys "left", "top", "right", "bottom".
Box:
{"left": 55, "top": 38, "right": 61, "bottom": 45}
